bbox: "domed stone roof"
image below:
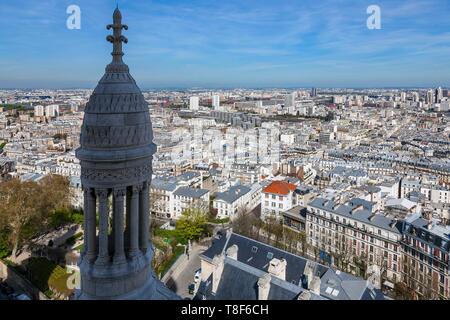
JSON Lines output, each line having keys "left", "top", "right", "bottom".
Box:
{"left": 76, "top": 7, "right": 156, "bottom": 188}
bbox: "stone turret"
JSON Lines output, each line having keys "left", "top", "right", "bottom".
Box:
{"left": 75, "top": 7, "right": 177, "bottom": 300}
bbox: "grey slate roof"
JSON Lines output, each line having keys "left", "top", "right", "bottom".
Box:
{"left": 151, "top": 178, "right": 178, "bottom": 192}
{"left": 320, "top": 268, "right": 381, "bottom": 300}
{"left": 309, "top": 197, "right": 402, "bottom": 234}
{"left": 330, "top": 166, "right": 368, "bottom": 178}
{"left": 176, "top": 171, "right": 201, "bottom": 182}
{"left": 201, "top": 232, "right": 328, "bottom": 285}
{"left": 173, "top": 186, "right": 209, "bottom": 198}
{"left": 215, "top": 185, "right": 251, "bottom": 204}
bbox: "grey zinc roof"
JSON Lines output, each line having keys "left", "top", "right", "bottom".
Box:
{"left": 330, "top": 166, "right": 368, "bottom": 178}
{"left": 320, "top": 268, "right": 369, "bottom": 300}
{"left": 309, "top": 197, "right": 402, "bottom": 234}
{"left": 151, "top": 178, "right": 178, "bottom": 191}
{"left": 173, "top": 186, "right": 209, "bottom": 198}
{"left": 215, "top": 185, "right": 251, "bottom": 204}
{"left": 213, "top": 260, "right": 260, "bottom": 300}
{"left": 176, "top": 171, "right": 200, "bottom": 182}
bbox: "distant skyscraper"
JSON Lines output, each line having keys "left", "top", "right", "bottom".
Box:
{"left": 443, "top": 89, "right": 449, "bottom": 98}
{"left": 189, "top": 96, "right": 199, "bottom": 110}
{"left": 311, "top": 88, "right": 317, "bottom": 97}
{"left": 400, "top": 92, "right": 406, "bottom": 103}
{"left": 212, "top": 95, "right": 220, "bottom": 110}
{"left": 436, "top": 87, "right": 443, "bottom": 103}
{"left": 45, "top": 104, "right": 59, "bottom": 117}
{"left": 284, "top": 92, "right": 296, "bottom": 108}
{"left": 426, "top": 90, "right": 434, "bottom": 104}
{"left": 70, "top": 103, "right": 79, "bottom": 113}
{"left": 412, "top": 92, "right": 420, "bottom": 103}
{"left": 34, "top": 105, "right": 44, "bottom": 117}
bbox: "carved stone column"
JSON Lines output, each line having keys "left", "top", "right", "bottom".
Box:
{"left": 113, "top": 188, "right": 126, "bottom": 264}
{"left": 86, "top": 187, "right": 97, "bottom": 262}
{"left": 139, "top": 181, "right": 150, "bottom": 253}
{"left": 128, "top": 185, "right": 140, "bottom": 258}
{"left": 125, "top": 190, "right": 131, "bottom": 249}
{"left": 95, "top": 189, "right": 110, "bottom": 266}
{"left": 82, "top": 187, "right": 89, "bottom": 257}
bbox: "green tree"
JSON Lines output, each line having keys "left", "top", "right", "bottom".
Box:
{"left": 175, "top": 208, "right": 208, "bottom": 241}
{"left": 0, "top": 228, "right": 10, "bottom": 258}
{"left": 393, "top": 282, "right": 416, "bottom": 300}
{"left": 0, "top": 175, "right": 72, "bottom": 258}
{"left": 231, "top": 212, "right": 261, "bottom": 239}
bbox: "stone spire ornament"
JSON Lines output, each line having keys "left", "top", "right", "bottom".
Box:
{"left": 75, "top": 8, "right": 179, "bottom": 300}
{"left": 107, "top": 7, "right": 128, "bottom": 63}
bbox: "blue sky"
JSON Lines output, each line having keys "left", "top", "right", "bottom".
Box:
{"left": 1, "top": 0, "right": 450, "bottom": 89}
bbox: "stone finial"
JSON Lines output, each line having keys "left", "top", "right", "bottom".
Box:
{"left": 106, "top": 7, "right": 129, "bottom": 63}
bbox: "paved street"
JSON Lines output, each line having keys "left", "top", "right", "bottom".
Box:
{"left": 165, "top": 245, "right": 205, "bottom": 299}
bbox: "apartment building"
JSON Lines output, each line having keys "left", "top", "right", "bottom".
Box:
{"left": 214, "top": 185, "right": 251, "bottom": 220}
{"left": 401, "top": 178, "right": 450, "bottom": 204}
{"left": 214, "top": 182, "right": 263, "bottom": 220}
{"left": 261, "top": 181, "right": 297, "bottom": 221}
{"left": 306, "top": 198, "right": 403, "bottom": 287}
{"left": 150, "top": 171, "right": 207, "bottom": 219}
{"left": 173, "top": 187, "right": 210, "bottom": 218}
{"left": 150, "top": 178, "right": 177, "bottom": 219}
{"left": 401, "top": 215, "right": 450, "bottom": 299}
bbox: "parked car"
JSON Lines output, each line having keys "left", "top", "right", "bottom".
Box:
{"left": 194, "top": 269, "right": 201, "bottom": 283}
{"left": 188, "top": 283, "right": 196, "bottom": 295}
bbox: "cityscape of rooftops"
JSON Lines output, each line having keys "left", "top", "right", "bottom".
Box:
{"left": 0, "top": 0, "right": 449, "bottom": 312}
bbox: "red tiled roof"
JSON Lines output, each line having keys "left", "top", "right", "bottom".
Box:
{"left": 263, "top": 181, "right": 296, "bottom": 196}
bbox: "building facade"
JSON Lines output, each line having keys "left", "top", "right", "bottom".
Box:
{"left": 306, "top": 198, "right": 403, "bottom": 287}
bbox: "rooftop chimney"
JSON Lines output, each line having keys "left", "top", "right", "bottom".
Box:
{"left": 257, "top": 274, "right": 271, "bottom": 300}
{"left": 298, "top": 291, "right": 312, "bottom": 300}
{"left": 212, "top": 254, "right": 225, "bottom": 295}
{"left": 268, "top": 258, "right": 287, "bottom": 281}
{"left": 303, "top": 260, "right": 316, "bottom": 289}
{"left": 226, "top": 244, "right": 238, "bottom": 260}
{"left": 309, "top": 276, "right": 321, "bottom": 295}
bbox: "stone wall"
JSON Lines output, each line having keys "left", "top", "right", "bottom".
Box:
{"left": 162, "top": 253, "right": 188, "bottom": 284}
{"left": 0, "top": 260, "right": 49, "bottom": 300}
